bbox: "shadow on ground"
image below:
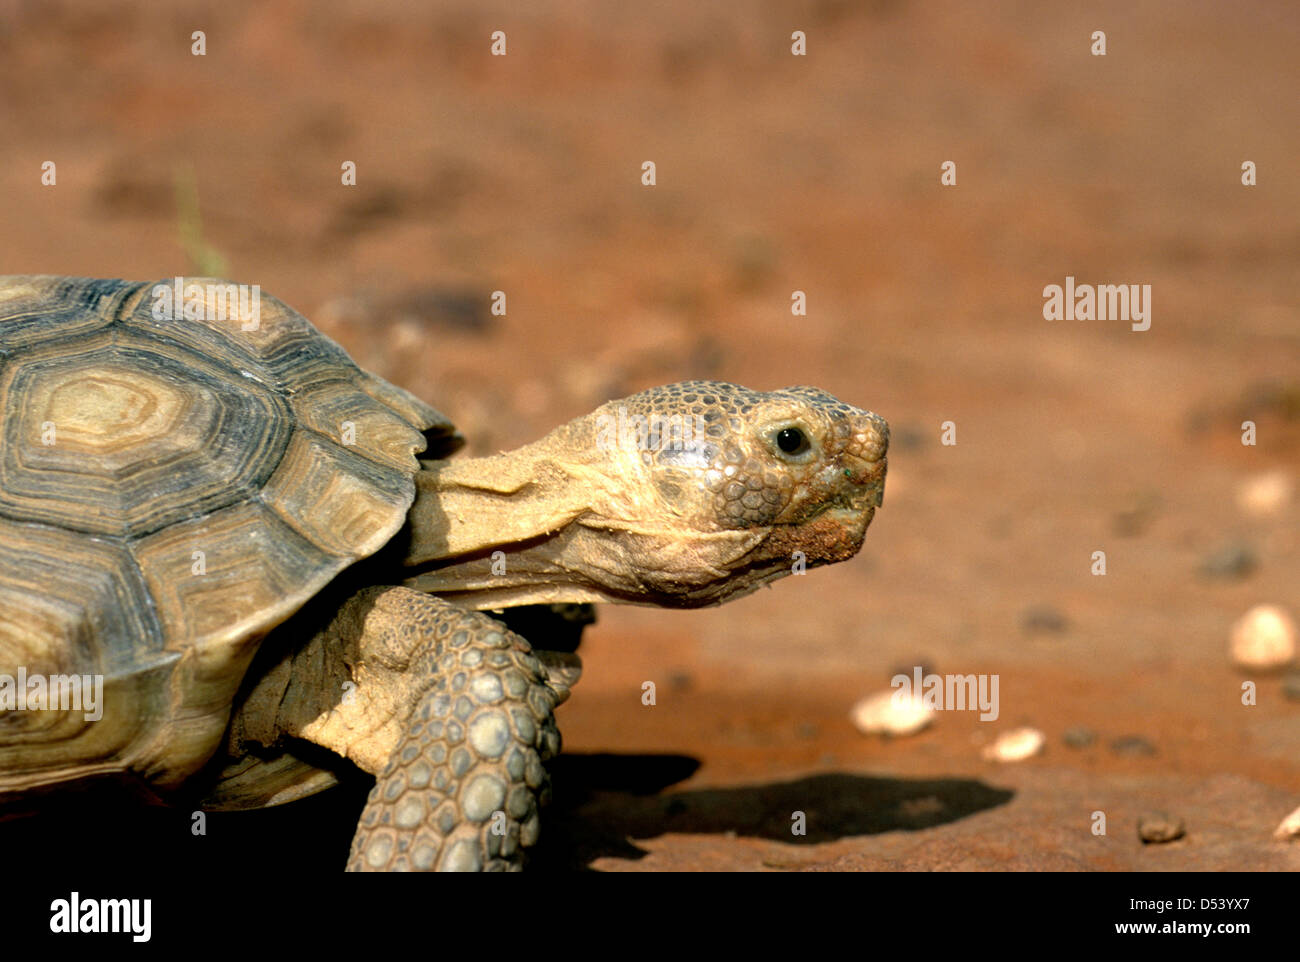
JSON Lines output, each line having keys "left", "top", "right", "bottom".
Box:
{"left": 531, "top": 753, "right": 1014, "bottom": 870}
{"left": 0, "top": 753, "right": 1012, "bottom": 872}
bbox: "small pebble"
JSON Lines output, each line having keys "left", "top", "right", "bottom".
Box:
{"left": 1110, "top": 735, "right": 1158, "bottom": 757}
{"left": 982, "top": 727, "right": 1045, "bottom": 762}
{"left": 1281, "top": 672, "right": 1300, "bottom": 702}
{"left": 850, "top": 691, "right": 933, "bottom": 737}
{"left": 1020, "top": 605, "right": 1068, "bottom": 636}
{"left": 1062, "top": 726, "right": 1097, "bottom": 749}
{"left": 1199, "top": 542, "right": 1257, "bottom": 580}
{"left": 1237, "top": 470, "right": 1293, "bottom": 517}
{"left": 1273, "top": 805, "right": 1300, "bottom": 840}
{"left": 1138, "top": 812, "right": 1185, "bottom": 844}
{"left": 1230, "top": 604, "right": 1298, "bottom": 671}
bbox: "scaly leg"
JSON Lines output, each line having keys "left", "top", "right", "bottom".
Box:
{"left": 226, "top": 586, "right": 575, "bottom": 871}
{"left": 346, "top": 590, "right": 572, "bottom": 871}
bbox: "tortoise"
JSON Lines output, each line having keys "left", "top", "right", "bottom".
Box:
{"left": 0, "top": 274, "right": 889, "bottom": 871}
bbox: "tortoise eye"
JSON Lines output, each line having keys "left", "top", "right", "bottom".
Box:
{"left": 775, "top": 427, "right": 810, "bottom": 456}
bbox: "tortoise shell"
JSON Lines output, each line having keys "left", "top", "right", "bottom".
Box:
{"left": 0, "top": 275, "right": 454, "bottom": 793}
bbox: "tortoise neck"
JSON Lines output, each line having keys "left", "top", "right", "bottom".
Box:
{"left": 398, "top": 436, "right": 778, "bottom": 611}
{"left": 400, "top": 430, "right": 614, "bottom": 607}
{"left": 403, "top": 451, "right": 563, "bottom": 563}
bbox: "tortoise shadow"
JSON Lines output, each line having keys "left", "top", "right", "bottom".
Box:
{"left": 0, "top": 754, "right": 1012, "bottom": 872}
{"left": 531, "top": 753, "right": 1015, "bottom": 871}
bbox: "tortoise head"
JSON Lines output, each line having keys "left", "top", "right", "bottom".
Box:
{"left": 601, "top": 380, "right": 887, "bottom": 533}
{"left": 404, "top": 380, "right": 888, "bottom": 608}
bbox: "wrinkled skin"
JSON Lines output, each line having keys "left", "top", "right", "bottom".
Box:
{"left": 404, "top": 380, "right": 889, "bottom": 608}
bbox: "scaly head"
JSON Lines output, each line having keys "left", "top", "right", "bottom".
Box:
{"left": 404, "top": 380, "right": 888, "bottom": 608}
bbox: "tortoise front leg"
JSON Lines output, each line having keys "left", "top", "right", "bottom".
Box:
{"left": 228, "top": 585, "right": 572, "bottom": 870}
{"left": 343, "top": 588, "right": 568, "bottom": 871}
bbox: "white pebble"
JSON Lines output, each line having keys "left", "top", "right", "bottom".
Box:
{"left": 982, "top": 727, "right": 1045, "bottom": 762}
{"left": 1236, "top": 470, "right": 1293, "bottom": 517}
{"left": 850, "top": 690, "right": 933, "bottom": 737}
{"left": 1229, "top": 604, "right": 1298, "bottom": 671}
{"left": 1274, "top": 805, "right": 1300, "bottom": 840}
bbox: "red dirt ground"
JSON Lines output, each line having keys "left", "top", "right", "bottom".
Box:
{"left": 1, "top": 0, "right": 1297, "bottom": 870}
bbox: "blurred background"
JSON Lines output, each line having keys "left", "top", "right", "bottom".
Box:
{"left": 1, "top": 0, "right": 1297, "bottom": 870}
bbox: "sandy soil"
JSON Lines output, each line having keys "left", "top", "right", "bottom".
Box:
{"left": 1, "top": 0, "right": 1297, "bottom": 870}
